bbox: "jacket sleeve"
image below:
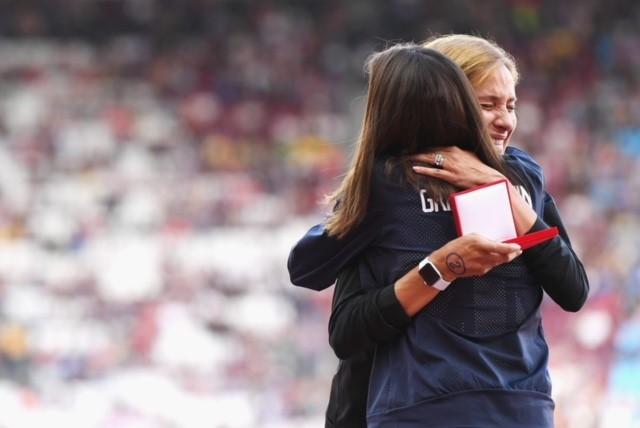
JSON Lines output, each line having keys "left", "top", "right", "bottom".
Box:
{"left": 288, "top": 160, "right": 396, "bottom": 291}
{"left": 522, "top": 192, "right": 590, "bottom": 312}
{"left": 287, "top": 211, "right": 383, "bottom": 291}
{"left": 328, "top": 264, "right": 411, "bottom": 359}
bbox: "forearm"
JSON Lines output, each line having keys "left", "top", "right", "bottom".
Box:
{"left": 506, "top": 181, "right": 538, "bottom": 235}
{"left": 393, "top": 266, "right": 441, "bottom": 316}
{"left": 288, "top": 224, "right": 346, "bottom": 290}
{"left": 329, "top": 266, "right": 411, "bottom": 359}
{"left": 329, "top": 235, "right": 523, "bottom": 358}
{"left": 330, "top": 266, "right": 442, "bottom": 359}
{"left": 522, "top": 217, "right": 589, "bottom": 311}
{"left": 388, "top": 234, "right": 524, "bottom": 317}
{"left": 288, "top": 217, "right": 378, "bottom": 291}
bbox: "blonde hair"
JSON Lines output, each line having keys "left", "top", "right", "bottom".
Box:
{"left": 423, "top": 34, "right": 519, "bottom": 88}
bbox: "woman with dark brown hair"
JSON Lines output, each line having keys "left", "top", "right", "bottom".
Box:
{"left": 289, "top": 37, "right": 588, "bottom": 428}
{"left": 287, "top": 41, "right": 566, "bottom": 427}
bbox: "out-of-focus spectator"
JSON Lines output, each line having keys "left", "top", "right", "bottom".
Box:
{"left": 0, "top": 1, "right": 637, "bottom": 427}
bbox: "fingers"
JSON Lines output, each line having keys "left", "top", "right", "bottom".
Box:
{"left": 409, "top": 147, "right": 453, "bottom": 165}
{"left": 409, "top": 147, "right": 465, "bottom": 162}
{"left": 410, "top": 149, "right": 461, "bottom": 174}
{"left": 411, "top": 165, "right": 462, "bottom": 187}
{"left": 459, "top": 234, "right": 522, "bottom": 266}
{"left": 490, "top": 242, "right": 522, "bottom": 255}
{"left": 467, "top": 249, "right": 519, "bottom": 276}
{"left": 409, "top": 153, "right": 435, "bottom": 164}
{"left": 488, "top": 248, "right": 521, "bottom": 265}
{"left": 484, "top": 241, "right": 522, "bottom": 272}
{"left": 466, "top": 234, "right": 518, "bottom": 252}
{"left": 437, "top": 235, "right": 523, "bottom": 279}
{"left": 411, "top": 165, "right": 439, "bottom": 176}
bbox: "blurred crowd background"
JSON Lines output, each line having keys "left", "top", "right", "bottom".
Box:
{"left": 0, "top": 0, "right": 638, "bottom": 427}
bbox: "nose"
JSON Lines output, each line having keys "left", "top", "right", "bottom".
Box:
{"left": 494, "top": 109, "right": 514, "bottom": 132}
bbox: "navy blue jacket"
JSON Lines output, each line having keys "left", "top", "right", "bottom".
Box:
{"left": 288, "top": 147, "right": 589, "bottom": 428}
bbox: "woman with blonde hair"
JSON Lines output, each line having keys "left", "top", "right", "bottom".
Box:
{"left": 288, "top": 35, "right": 588, "bottom": 427}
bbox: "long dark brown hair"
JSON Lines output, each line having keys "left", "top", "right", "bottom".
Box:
{"left": 326, "top": 43, "right": 512, "bottom": 238}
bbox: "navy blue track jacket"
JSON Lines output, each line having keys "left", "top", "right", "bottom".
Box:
{"left": 288, "top": 147, "right": 589, "bottom": 428}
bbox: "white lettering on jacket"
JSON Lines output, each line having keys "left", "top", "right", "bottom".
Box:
{"left": 420, "top": 190, "right": 451, "bottom": 213}
{"left": 420, "top": 185, "right": 533, "bottom": 213}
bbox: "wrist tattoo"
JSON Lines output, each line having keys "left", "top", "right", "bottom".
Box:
{"left": 446, "top": 253, "right": 466, "bottom": 275}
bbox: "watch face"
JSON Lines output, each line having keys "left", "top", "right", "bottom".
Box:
{"left": 419, "top": 261, "right": 441, "bottom": 286}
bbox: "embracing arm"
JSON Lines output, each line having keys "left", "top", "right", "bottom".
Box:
{"left": 410, "top": 148, "right": 536, "bottom": 235}
{"left": 411, "top": 147, "right": 589, "bottom": 312}
{"left": 329, "top": 235, "right": 522, "bottom": 359}
{"left": 328, "top": 265, "right": 411, "bottom": 359}
{"left": 288, "top": 212, "right": 381, "bottom": 291}
{"left": 522, "top": 194, "right": 589, "bottom": 311}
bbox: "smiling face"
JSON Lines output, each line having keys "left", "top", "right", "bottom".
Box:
{"left": 474, "top": 64, "right": 517, "bottom": 154}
